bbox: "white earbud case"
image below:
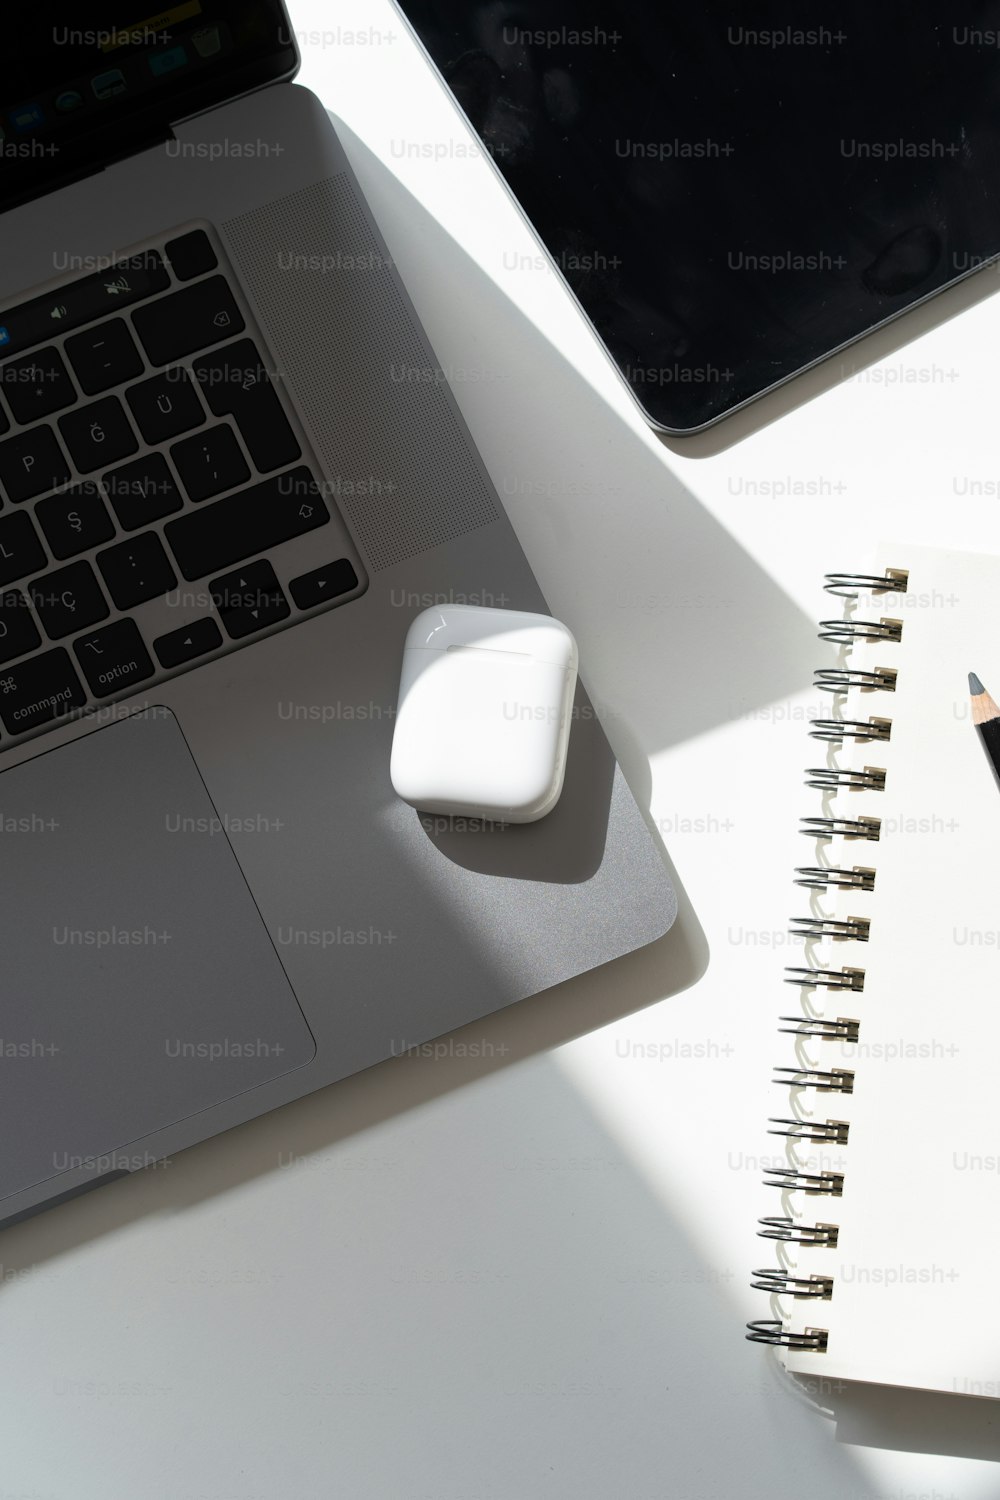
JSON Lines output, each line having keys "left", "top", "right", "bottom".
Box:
{"left": 390, "top": 604, "right": 579, "bottom": 823}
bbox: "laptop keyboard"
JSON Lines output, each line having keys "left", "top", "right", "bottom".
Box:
{"left": 0, "top": 226, "right": 364, "bottom": 748}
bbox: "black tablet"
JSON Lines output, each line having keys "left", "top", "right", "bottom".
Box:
{"left": 393, "top": 2, "right": 1000, "bottom": 431}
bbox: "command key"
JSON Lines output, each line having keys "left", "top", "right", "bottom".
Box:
{"left": 0, "top": 648, "right": 86, "bottom": 735}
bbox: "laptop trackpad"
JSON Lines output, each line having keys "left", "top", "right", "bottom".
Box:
{"left": 0, "top": 707, "right": 315, "bottom": 1201}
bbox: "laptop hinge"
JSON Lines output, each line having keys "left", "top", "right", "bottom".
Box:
{"left": 3, "top": 127, "right": 175, "bottom": 215}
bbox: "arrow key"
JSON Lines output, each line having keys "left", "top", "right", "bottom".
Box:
{"left": 153, "top": 616, "right": 223, "bottom": 670}
{"left": 209, "top": 558, "right": 289, "bottom": 641}
{"left": 289, "top": 557, "right": 359, "bottom": 611}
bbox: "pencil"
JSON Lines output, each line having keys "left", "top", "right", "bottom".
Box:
{"left": 969, "top": 672, "right": 1000, "bottom": 789}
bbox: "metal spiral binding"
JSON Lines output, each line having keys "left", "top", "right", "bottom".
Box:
{"left": 788, "top": 916, "right": 870, "bottom": 942}
{"left": 823, "top": 569, "right": 908, "bottom": 597}
{"left": 757, "top": 1218, "right": 840, "bottom": 1247}
{"left": 800, "top": 815, "right": 881, "bottom": 840}
{"left": 762, "top": 1167, "right": 844, "bottom": 1195}
{"left": 751, "top": 1269, "right": 835, "bottom": 1299}
{"left": 785, "top": 966, "right": 865, "bottom": 991}
{"left": 749, "top": 564, "right": 907, "bottom": 1354}
{"left": 777, "top": 1014, "right": 861, "bottom": 1041}
{"left": 768, "top": 1118, "right": 850, "bottom": 1144}
{"left": 815, "top": 666, "right": 897, "bottom": 692}
{"left": 794, "top": 865, "right": 875, "bottom": 890}
{"left": 818, "top": 617, "right": 903, "bottom": 644}
{"left": 772, "top": 1066, "right": 855, "bottom": 1094}
{"left": 746, "top": 1320, "right": 829, "bottom": 1349}
{"left": 809, "top": 715, "right": 892, "bottom": 742}
{"left": 804, "top": 766, "right": 886, "bottom": 792}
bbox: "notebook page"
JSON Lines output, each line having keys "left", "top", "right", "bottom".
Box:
{"left": 782, "top": 543, "right": 1000, "bottom": 1394}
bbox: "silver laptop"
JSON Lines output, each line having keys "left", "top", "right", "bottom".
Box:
{"left": 0, "top": 3, "right": 675, "bottom": 1226}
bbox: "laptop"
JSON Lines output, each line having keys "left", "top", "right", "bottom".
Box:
{"left": 0, "top": 3, "right": 675, "bottom": 1226}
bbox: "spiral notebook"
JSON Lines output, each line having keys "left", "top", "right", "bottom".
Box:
{"left": 747, "top": 543, "right": 1000, "bottom": 1397}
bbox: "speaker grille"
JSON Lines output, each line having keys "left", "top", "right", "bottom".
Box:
{"left": 223, "top": 175, "right": 498, "bottom": 571}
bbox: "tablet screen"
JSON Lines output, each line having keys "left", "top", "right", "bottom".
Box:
{"left": 394, "top": 2, "right": 1000, "bottom": 430}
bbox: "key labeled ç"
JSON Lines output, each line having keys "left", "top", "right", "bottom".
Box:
{"left": 28, "top": 560, "right": 110, "bottom": 640}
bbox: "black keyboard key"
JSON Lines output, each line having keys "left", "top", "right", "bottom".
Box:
{"left": 0, "top": 589, "right": 41, "bottom": 665}
{"left": 102, "top": 453, "right": 183, "bottom": 530}
{"left": 97, "top": 531, "right": 176, "bottom": 610}
{"left": 0, "top": 399, "right": 9, "bottom": 436}
{"left": 132, "top": 277, "right": 244, "bottom": 366}
{"left": 0, "top": 647, "right": 86, "bottom": 734}
{"left": 0, "top": 253, "right": 169, "bottom": 361}
{"left": 125, "top": 367, "right": 205, "bottom": 444}
{"left": 0, "top": 510, "right": 46, "bottom": 584}
{"left": 0, "top": 425, "right": 71, "bottom": 503}
{"left": 170, "top": 424, "right": 248, "bottom": 502}
{"left": 165, "top": 230, "right": 217, "bottom": 282}
{"left": 35, "top": 482, "right": 115, "bottom": 559}
{"left": 64, "top": 318, "right": 143, "bottom": 395}
{"left": 289, "top": 558, "right": 360, "bottom": 611}
{"left": 0, "top": 347, "right": 77, "bottom": 424}
{"left": 164, "top": 467, "right": 329, "bottom": 580}
{"left": 29, "top": 560, "right": 109, "bottom": 639}
{"left": 73, "top": 617, "right": 154, "bottom": 698}
{"left": 58, "top": 395, "right": 137, "bottom": 473}
{"left": 210, "top": 559, "right": 290, "bottom": 640}
{"left": 153, "top": 616, "right": 223, "bottom": 669}
{"left": 191, "top": 340, "right": 299, "bottom": 473}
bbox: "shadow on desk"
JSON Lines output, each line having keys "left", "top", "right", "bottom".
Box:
{"left": 318, "top": 134, "right": 821, "bottom": 763}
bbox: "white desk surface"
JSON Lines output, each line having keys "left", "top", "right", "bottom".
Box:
{"left": 7, "top": 3, "right": 1000, "bottom": 1495}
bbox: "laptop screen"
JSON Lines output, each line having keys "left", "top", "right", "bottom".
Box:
{"left": 394, "top": 0, "right": 1000, "bottom": 431}
{"left": 0, "top": 2, "right": 296, "bottom": 211}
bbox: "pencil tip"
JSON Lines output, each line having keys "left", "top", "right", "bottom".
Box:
{"left": 970, "top": 672, "right": 986, "bottom": 695}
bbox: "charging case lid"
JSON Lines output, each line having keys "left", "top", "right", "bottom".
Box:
{"left": 403, "top": 604, "right": 578, "bottom": 671}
